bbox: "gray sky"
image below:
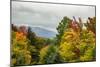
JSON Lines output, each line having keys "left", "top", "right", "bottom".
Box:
{"left": 11, "top": 1, "right": 95, "bottom": 33}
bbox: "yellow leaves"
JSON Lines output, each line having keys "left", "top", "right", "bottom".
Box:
{"left": 63, "top": 31, "right": 76, "bottom": 38}
{"left": 59, "top": 42, "right": 73, "bottom": 51}
{"left": 58, "top": 23, "right": 96, "bottom": 62}
{"left": 61, "top": 29, "right": 79, "bottom": 44}
{"left": 11, "top": 17, "right": 96, "bottom": 65}
{"left": 12, "top": 58, "right": 16, "bottom": 65}
{"left": 80, "top": 55, "right": 93, "bottom": 62}
{"left": 40, "top": 46, "right": 49, "bottom": 58}
{"left": 25, "top": 54, "right": 31, "bottom": 64}
{"left": 12, "top": 31, "right": 32, "bottom": 65}
{"left": 13, "top": 49, "right": 32, "bottom": 65}
{"left": 59, "top": 42, "right": 76, "bottom": 62}
{"left": 13, "top": 47, "right": 19, "bottom": 53}
{"left": 12, "top": 32, "right": 28, "bottom": 50}
{"left": 39, "top": 45, "right": 50, "bottom": 64}
{"left": 58, "top": 28, "right": 79, "bottom": 62}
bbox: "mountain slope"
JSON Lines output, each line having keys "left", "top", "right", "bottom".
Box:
{"left": 31, "top": 26, "right": 57, "bottom": 38}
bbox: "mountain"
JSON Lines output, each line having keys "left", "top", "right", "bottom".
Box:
{"left": 30, "top": 26, "right": 57, "bottom": 38}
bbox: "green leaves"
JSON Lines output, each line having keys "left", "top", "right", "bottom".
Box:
{"left": 11, "top": 31, "right": 32, "bottom": 66}
{"left": 39, "top": 45, "right": 58, "bottom": 64}
{"left": 56, "top": 16, "right": 72, "bottom": 45}
{"left": 57, "top": 16, "right": 96, "bottom": 63}
{"left": 11, "top": 16, "right": 96, "bottom": 66}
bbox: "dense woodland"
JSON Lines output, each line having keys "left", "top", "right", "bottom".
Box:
{"left": 11, "top": 16, "right": 96, "bottom": 66}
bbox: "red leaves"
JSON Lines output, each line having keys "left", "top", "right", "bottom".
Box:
{"left": 18, "top": 26, "right": 28, "bottom": 36}
{"left": 69, "top": 17, "right": 80, "bottom": 32}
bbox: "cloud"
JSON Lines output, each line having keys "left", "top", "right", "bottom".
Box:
{"left": 11, "top": 1, "right": 95, "bottom": 31}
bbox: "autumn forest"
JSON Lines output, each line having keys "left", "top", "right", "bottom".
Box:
{"left": 11, "top": 16, "right": 96, "bottom": 66}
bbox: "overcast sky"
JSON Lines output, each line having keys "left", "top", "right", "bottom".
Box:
{"left": 11, "top": 1, "right": 95, "bottom": 33}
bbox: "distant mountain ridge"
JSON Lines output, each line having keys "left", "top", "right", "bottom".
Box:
{"left": 14, "top": 24, "right": 57, "bottom": 38}
{"left": 30, "top": 26, "right": 57, "bottom": 38}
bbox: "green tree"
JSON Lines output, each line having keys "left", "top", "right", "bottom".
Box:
{"left": 28, "top": 45, "right": 39, "bottom": 64}
{"left": 11, "top": 31, "right": 31, "bottom": 66}
{"left": 38, "top": 45, "right": 58, "bottom": 64}
{"left": 56, "top": 16, "right": 72, "bottom": 45}
{"left": 27, "top": 27, "right": 36, "bottom": 45}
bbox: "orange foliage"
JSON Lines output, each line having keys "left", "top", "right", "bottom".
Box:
{"left": 16, "top": 32, "right": 26, "bottom": 41}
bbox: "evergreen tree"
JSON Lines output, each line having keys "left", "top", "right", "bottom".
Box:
{"left": 27, "top": 27, "right": 36, "bottom": 45}
{"left": 56, "top": 16, "right": 72, "bottom": 45}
